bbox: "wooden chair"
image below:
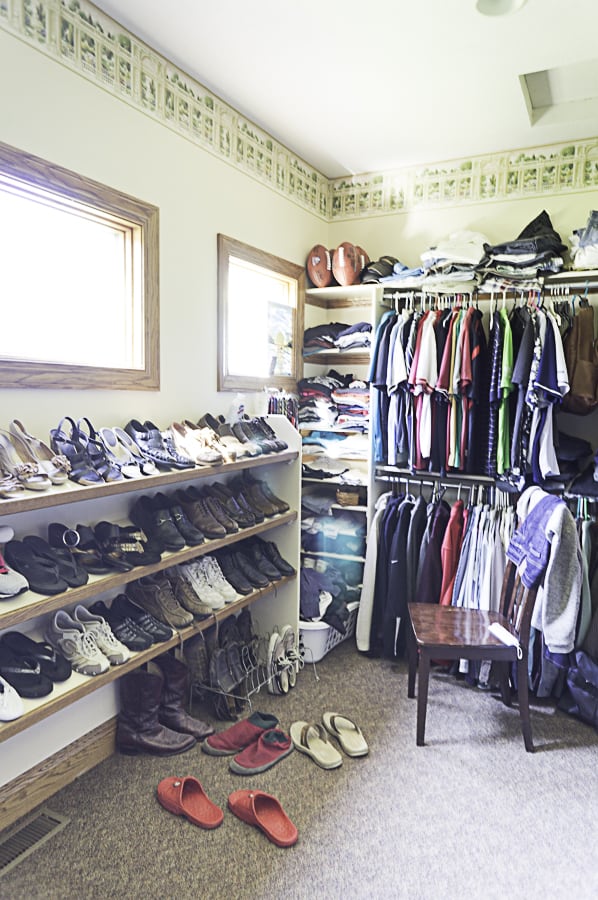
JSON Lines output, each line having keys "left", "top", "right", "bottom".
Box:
{"left": 407, "top": 562, "right": 538, "bottom": 752}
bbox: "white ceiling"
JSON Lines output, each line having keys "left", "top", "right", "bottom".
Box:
{"left": 91, "top": 0, "right": 598, "bottom": 179}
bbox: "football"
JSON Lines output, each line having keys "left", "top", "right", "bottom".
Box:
{"left": 306, "top": 244, "right": 335, "bottom": 287}
{"left": 332, "top": 241, "right": 360, "bottom": 286}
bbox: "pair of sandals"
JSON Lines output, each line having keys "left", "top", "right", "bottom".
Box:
{"left": 124, "top": 419, "right": 195, "bottom": 471}
{"left": 50, "top": 416, "right": 123, "bottom": 486}
{"left": 0, "top": 631, "right": 72, "bottom": 699}
{"left": 290, "top": 713, "right": 369, "bottom": 769}
{"left": 4, "top": 535, "right": 89, "bottom": 595}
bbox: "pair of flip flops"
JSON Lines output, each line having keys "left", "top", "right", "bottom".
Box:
{"left": 290, "top": 713, "right": 368, "bottom": 769}
{"left": 156, "top": 777, "right": 297, "bottom": 847}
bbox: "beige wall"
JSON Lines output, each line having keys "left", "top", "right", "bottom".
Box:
{"left": 328, "top": 191, "right": 598, "bottom": 269}
{"left": 0, "top": 29, "right": 320, "bottom": 437}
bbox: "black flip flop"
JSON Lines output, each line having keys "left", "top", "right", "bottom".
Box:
{"left": 0, "top": 646, "right": 54, "bottom": 698}
{"left": 22, "top": 535, "right": 89, "bottom": 588}
{"left": 0, "top": 632, "right": 72, "bottom": 682}
{"left": 3, "top": 540, "right": 69, "bottom": 595}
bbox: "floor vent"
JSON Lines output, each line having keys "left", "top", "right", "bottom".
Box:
{"left": 0, "top": 809, "right": 70, "bottom": 877}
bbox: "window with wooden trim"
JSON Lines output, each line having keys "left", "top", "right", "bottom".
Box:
{"left": 0, "top": 141, "right": 159, "bottom": 390}
{"left": 217, "top": 234, "right": 304, "bottom": 392}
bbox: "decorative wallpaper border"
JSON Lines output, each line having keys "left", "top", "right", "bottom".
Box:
{"left": 2, "top": 0, "right": 598, "bottom": 222}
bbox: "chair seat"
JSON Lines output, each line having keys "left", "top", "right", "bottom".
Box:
{"left": 406, "top": 562, "right": 537, "bottom": 752}
{"left": 408, "top": 604, "right": 518, "bottom": 660}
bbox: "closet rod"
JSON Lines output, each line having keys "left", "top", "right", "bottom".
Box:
{"left": 375, "top": 466, "right": 496, "bottom": 486}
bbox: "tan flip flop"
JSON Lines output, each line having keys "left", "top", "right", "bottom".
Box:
{"left": 322, "top": 713, "right": 369, "bottom": 757}
{"left": 290, "top": 721, "right": 343, "bottom": 769}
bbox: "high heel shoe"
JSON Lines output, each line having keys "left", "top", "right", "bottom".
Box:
{"left": 111, "top": 427, "right": 159, "bottom": 476}
{"left": 74, "top": 418, "right": 124, "bottom": 484}
{"left": 50, "top": 417, "right": 104, "bottom": 486}
{"left": 9, "top": 420, "right": 71, "bottom": 485}
{"left": 98, "top": 427, "right": 142, "bottom": 479}
{"left": 0, "top": 431, "right": 52, "bottom": 491}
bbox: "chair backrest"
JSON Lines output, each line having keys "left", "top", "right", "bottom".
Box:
{"left": 499, "top": 560, "right": 539, "bottom": 650}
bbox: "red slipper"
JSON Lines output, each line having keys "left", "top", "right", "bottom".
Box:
{"left": 227, "top": 789, "right": 298, "bottom": 847}
{"left": 157, "top": 776, "right": 223, "bottom": 829}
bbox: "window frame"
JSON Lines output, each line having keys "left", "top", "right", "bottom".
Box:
{"left": 0, "top": 140, "right": 160, "bottom": 391}
{"left": 217, "top": 233, "right": 304, "bottom": 392}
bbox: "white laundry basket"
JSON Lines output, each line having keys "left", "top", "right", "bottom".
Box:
{"left": 299, "top": 602, "right": 359, "bottom": 663}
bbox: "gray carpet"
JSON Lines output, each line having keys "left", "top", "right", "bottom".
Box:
{"left": 2, "top": 640, "right": 598, "bottom": 900}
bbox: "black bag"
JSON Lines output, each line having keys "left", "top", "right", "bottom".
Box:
{"left": 560, "top": 651, "right": 598, "bottom": 731}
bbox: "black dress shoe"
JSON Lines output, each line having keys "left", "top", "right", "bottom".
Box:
{"left": 215, "top": 551, "right": 254, "bottom": 595}
{"left": 259, "top": 539, "right": 296, "bottom": 576}
{"left": 153, "top": 493, "right": 205, "bottom": 546}
{"left": 231, "top": 550, "right": 270, "bottom": 588}
{"left": 129, "top": 496, "right": 185, "bottom": 552}
{"left": 245, "top": 542, "right": 282, "bottom": 581}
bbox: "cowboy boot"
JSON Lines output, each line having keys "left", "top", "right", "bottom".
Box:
{"left": 116, "top": 668, "right": 196, "bottom": 755}
{"left": 155, "top": 652, "right": 214, "bottom": 740}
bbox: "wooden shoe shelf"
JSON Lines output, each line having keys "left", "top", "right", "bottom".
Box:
{"left": 0, "top": 416, "right": 301, "bottom": 746}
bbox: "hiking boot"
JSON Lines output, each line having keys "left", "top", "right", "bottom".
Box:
{"left": 127, "top": 574, "right": 193, "bottom": 628}
{"left": 165, "top": 567, "right": 213, "bottom": 617}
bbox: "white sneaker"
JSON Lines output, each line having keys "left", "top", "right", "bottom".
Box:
{"left": 0, "top": 675, "right": 24, "bottom": 721}
{"left": 0, "top": 551, "right": 29, "bottom": 598}
{"left": 266, "top": 631, "right": 289, "bottom": 695}
{"left": 279, "top": 624, "right": 299, "bottom": 688}
{"left": 46, "top": 610, "right": 110, "bottom": 675}
{"left": 73, "top": 605, "right": 130, "bottom": 665}
{"left": 201, "top": 556, "right": 239, "bottom": 603}
{"left": 179, "top": 562, "right": 226, "bottom": 610}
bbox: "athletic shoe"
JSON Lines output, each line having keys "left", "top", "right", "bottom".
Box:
{"left": 73, "top": 605, "right": 130, "bottom": 665}
{"left": 46, "top": 610, "right": 110, "bottom": 676}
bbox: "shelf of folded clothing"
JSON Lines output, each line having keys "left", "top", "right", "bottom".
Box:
{"left": 301, "top": 476, "right": 365, "bottom": 487}
{"left": 0, "top": 510, "right": 297, "bottom": 632}
{"left": 301, "top": 549, "right": 366, "bottom": 563}
{"left": 0, "top": 574, "right": 295, "bottom": 745}
{"left": 0, "top": 449, "right": 299, "bottom": 517}
{"left": 299, "top": 425, "right": 368, "bottom": 435}
{"left": 303, "top": 351, "right": 370, "bottom": 366}
{"left": 329, "top": 503, "right": 367, "bottom": 513}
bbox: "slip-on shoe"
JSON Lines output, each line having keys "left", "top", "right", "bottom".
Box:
{"left": 227, "top": 789, "right": 298, "bottom": 847}
{"left": 157, "top": 776, "right": 223, "bottom": 829}
{"left": 229, "top": 728, "right": 293, "bottom": 775}
{"left": 201, "top": 710, "right": 279, "bottom": 756}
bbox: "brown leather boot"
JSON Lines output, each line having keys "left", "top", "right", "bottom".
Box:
{"left": 116, "top": 669, "right": 196, "bottom": 755}
{"left": 155, "top": 653, "right": 214, "bottom": 740}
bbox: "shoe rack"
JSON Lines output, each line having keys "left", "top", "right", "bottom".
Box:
{"left": 0, "top": 415, "right": 301, "bottom": 747}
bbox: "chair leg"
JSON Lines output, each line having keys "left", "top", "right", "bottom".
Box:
{"left": 496, "top": 661, "right": 512, "bottom": 707}
{"left": 407, "top": 623, "right": 417, "bottom": 700}
{"left": 416, "top": 651, "right": 431, "bottom": 746}
{"left": 516, "top": 656, "right": 534, "bottom": 752}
